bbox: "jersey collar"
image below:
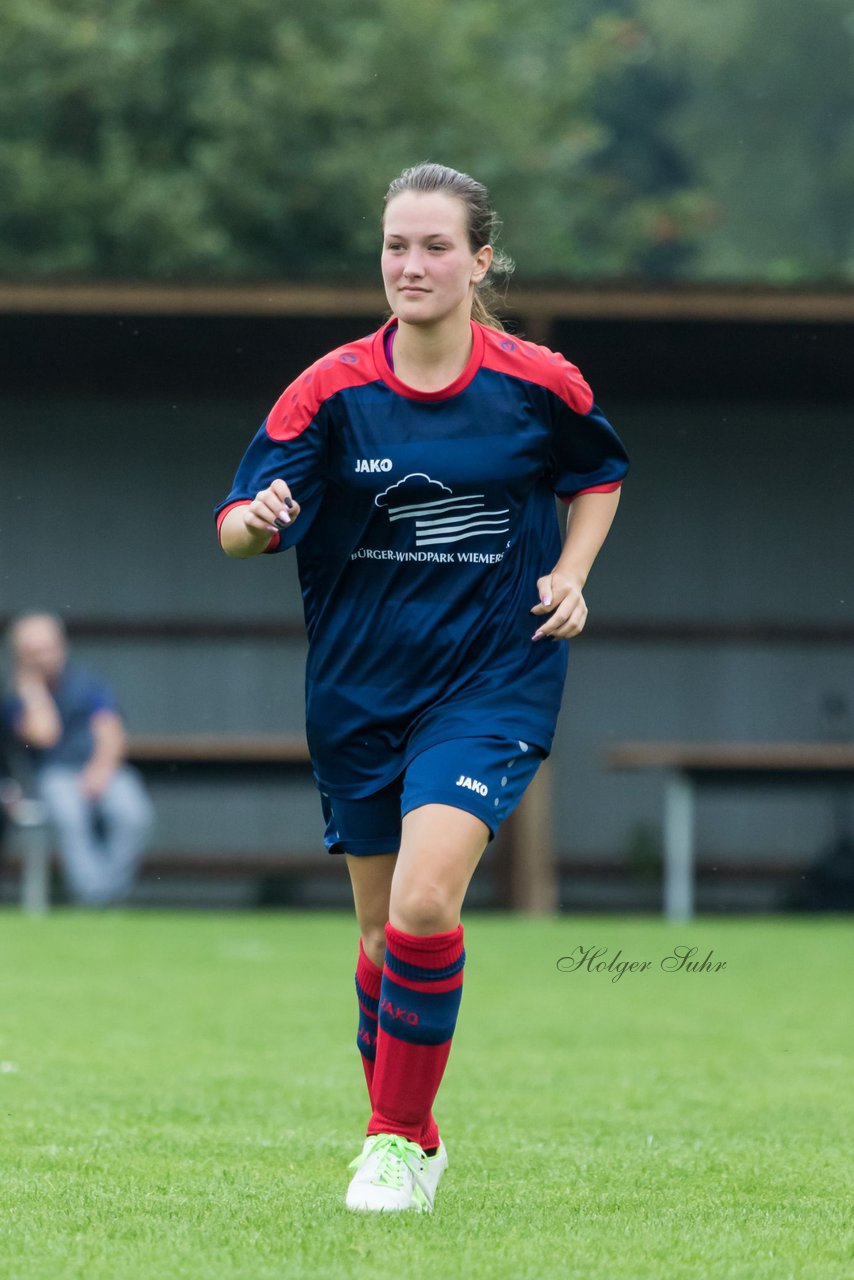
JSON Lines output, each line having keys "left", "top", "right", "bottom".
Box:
{"left": 373, "top": 318, "right": 485, "bottom": 401}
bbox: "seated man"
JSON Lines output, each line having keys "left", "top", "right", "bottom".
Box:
{"left": 2, "top": 612, "right": 153, "bottom": 906}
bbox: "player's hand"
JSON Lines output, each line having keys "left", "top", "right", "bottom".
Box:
{"left": 242, "top": 479, "right": 301, "bottom": 535}
{"left": 530, "top": 571, "right": 588, "bottom": 640}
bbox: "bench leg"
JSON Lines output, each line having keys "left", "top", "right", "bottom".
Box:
{"left": 15, "top": 802, "right": 51, "bottom": 915}
{"left": 507, "top": 757, "right": 557, "bottom": 914}
{"left": 663, "top": 773, "right": 694, "bottom": 922}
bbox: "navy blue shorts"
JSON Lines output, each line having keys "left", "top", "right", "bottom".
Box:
{"left": 320, "top": 735, "right": 547, "bottom": 856}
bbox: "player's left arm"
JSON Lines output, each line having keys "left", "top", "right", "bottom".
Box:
{"left": 79, "top": 709, "right": 127, "bottom": 799}
{"left": 530, "top": 488, "right": 622, "bottom": 640}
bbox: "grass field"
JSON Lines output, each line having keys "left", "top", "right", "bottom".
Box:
{"left": 1, "top": 909, "right": 851, "bottom": 1280}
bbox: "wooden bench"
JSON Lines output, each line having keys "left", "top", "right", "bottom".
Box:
{"left": 8, "top": 734, "right": 556, "bottom": 914}
{"left": 126, "top": 732, "right": 314, "bottom": 774}
{"left": 606, "top": 742, "right": 854, "bottom": 921}
{"left": 129, "top": 734, "right": 556, "bottom": 912}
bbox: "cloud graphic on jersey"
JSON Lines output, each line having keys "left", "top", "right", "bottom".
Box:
{"left": 375, "top": 472, "right": 510, "bottom": 547}
{"left": 374, "top": 473, "right": 452, "bottom": 508}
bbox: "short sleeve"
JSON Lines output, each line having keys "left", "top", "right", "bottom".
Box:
{"left": 549, "top": 396, "right": 629, "bottom": 503}
{"left": 214, "top": 401, "right": 328, "bottom": 554}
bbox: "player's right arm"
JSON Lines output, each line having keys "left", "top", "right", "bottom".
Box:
{"left": 219, "top": 479, "right": 302, "bottom": 559}
{"left": 216, "top": 347, "right": 356, "bottom": 556}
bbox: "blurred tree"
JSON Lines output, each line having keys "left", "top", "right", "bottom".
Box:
{"left": 639, "top": 0, "right": 854, "bottom": 281}
{"left": 0, "top": 0, "right": 848, "bottom": 282}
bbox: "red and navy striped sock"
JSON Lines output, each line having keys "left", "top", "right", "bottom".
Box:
{"left": 355, "top": 936, "right": 441, "bottom": 1150}
{"left": 355, "top": 938, "right": 381, "bottom": 1098}
{"left": 367, "top": 921, "right": 465, "bottom": 1146}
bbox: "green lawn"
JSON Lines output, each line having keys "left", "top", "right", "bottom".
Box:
{"left": 0, "top": 910, "right": 851, "bottom": 1280}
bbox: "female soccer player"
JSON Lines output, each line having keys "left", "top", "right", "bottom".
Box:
{"left": 215, "top": 162, "right": 629, "bottom": 1213}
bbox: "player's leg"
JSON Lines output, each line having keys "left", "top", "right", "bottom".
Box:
{"left": 320, "top": 785, "right": 409, "bottom": 1126}
{"left": 346, "top": 842, "right": 450, "bottom": 1155}
{"left": 345, "top": 851, "right": 396, "bottom": 1103}
{"left": 365, "top": 803, "right": 485, "bottom": 1145}
{"left": 347, "top": 801, "right": 487, "bottom": 1211}
{"left": 345, "top": 851, "right": 397, "bottom": 969}
{"left": 391, "top": 801, "right": 488, "bottom": 933}
{"left": 330, "top": 782, "right": 460, "bottom": 1211}
{"left": 365, "top": 738, "right": 546, "bottom": 1167}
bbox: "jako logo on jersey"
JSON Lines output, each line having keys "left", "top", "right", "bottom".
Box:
{"left": 456, "top": 775, "right": 488, "bottom": 796}
{"left": 355, "top": 458, "right": 392, "bottom": 473}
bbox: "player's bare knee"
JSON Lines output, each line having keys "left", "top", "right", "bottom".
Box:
{"left": 389, "top": 882, "right": 457, "bottom": 935}
{"left": 361, "top": 926, "right": 387, "bottom": 968}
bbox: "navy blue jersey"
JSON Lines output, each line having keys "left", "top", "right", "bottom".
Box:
{"left": 215, "top": 319, "right": 628, "bottom": 798}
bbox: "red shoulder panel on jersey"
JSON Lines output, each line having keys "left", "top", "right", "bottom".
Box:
{"left": 266, "top": 331, "right": 382, "bottom": 442}
{"left": 479, "top": 325, "right": 595, "bottom": 416}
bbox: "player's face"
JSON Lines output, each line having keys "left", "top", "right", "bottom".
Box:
{"left": 381, "top": 192, "right": 492, "bottom": 328}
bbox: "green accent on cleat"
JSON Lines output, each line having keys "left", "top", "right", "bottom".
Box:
{"left": 345, "top": 1133, "right": 447, "bottom": 1213}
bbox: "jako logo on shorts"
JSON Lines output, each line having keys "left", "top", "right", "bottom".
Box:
{"left": 355, "top": 458, "right": 392, "bottom": 472}
{"left": 456, "top": 775, "right": 488, "bottom": 796}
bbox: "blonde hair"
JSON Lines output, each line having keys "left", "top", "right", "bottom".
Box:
{"left": 383, "top": 162, "right": 514, "bottom": 331}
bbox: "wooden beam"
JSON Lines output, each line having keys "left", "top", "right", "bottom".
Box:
{"left": 587, "top": 619, "right": 854, "bottom": 645}
{"left": 0, "top": 282, "right": 388, "bottom": 317}
{"left": 508, "top": 286, "right": 854, "bottom": 324}
{"left": 127, "top": 733, "right": 310, "bottom": 763}
{"left": 2, "top": 281, "right": 853, "bottom": 323}
{"left": 4, "top": 615, "right": 852, "bottom": 645}
{"left": 606, "top": 741, "right": 854, "bottom": 771}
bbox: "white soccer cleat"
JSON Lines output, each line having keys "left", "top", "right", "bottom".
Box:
{"left": 345, "top": 1132, "right": 448, "bottom": 1213}
{"left": 419, "top": 1137, "right": 448, "bottom": 1207}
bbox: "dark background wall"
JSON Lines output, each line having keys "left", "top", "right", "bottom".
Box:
{"left": 2, "top": 306, "right": 852, "bottom": 896}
